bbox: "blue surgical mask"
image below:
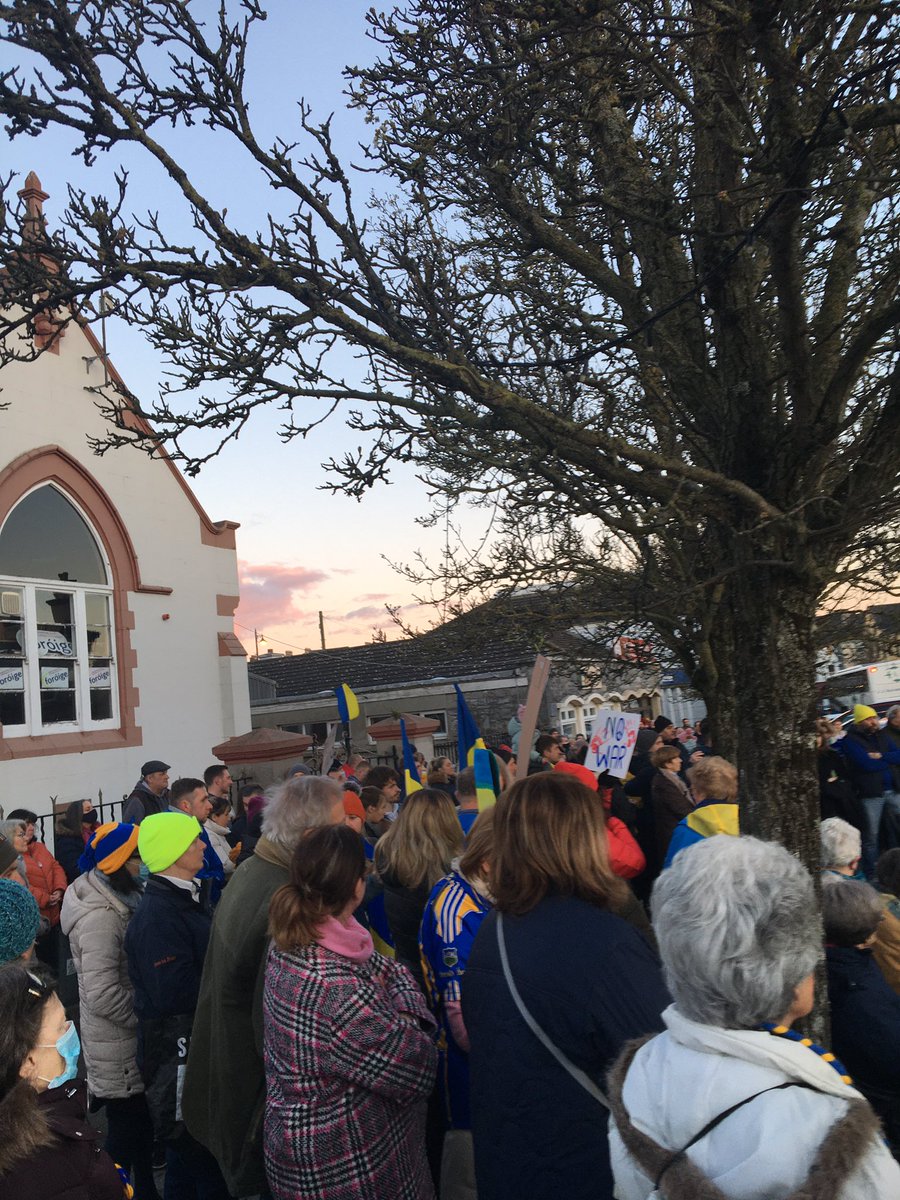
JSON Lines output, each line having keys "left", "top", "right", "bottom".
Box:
{"left": 37, "top": 1020, "right": 81, "bottom": 1088}
{"left": 138, "top": 861, "right": 151, "bottom": 882}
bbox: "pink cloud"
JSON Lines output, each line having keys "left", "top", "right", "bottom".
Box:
{"left": 236, "top": 561, "right": 329, "bottom": 629}
{"left": 342, "top": 604, "right": 388, "bottom": 620}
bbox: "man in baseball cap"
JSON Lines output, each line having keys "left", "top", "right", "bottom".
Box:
{"left": 122, "top": 759, "right": 172, "bottom": 824}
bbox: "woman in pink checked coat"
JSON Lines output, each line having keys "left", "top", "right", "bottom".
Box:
{"left": 263, "top": 823, "right": 437, "bottom": 1200}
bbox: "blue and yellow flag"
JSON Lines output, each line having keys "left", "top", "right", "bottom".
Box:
{"left": 400, "top": 718, "right": 422, "bottom": 797}
{"left": 335, "top": 683, "right": 360, "bottom": 724}
{"left": 455, "top": 683, "right": 486, "bottom": 767}
{"left": 473, "top": 747, "right": 498, "bottom": 812}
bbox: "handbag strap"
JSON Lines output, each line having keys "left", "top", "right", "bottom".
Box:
{"left": 496, "top": 911, "right": 609, "bottom": 1109}
{"left": 653, "top": 1080, "right": 806, "bottom": 1190}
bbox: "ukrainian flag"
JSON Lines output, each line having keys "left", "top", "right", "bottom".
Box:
{"left": 455, "top": 683, "right": 486, "bottom": 767}
{"left": 400, "top": 718, "right": 422, "bottom": 797}
{"left": 473, "top": 747, "right": 498, "bottom": 812}
{"left": 335, "top": 683, "right": 360, "bottom": 724}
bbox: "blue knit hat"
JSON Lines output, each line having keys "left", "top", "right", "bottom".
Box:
{"left": 0, "top": 878, "right": 41, "bottom": 964}
{"left": 78, "top": 822, "right": 139, "bottom": 876}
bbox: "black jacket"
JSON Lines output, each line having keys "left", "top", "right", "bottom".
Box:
{"left": 124, "top": 875, "right": 211, "bottom": 1142}
{"left": 379, "top": 867, "right": 430, "bottom": 993}
{"left": 827, "top": 943, "right": 900, "bottom": 1154}
{"left": 121, "top": 781, "right": 169, "bottom": 824}
{"left": 53, "top": 834, "right": 84, "bottom": 885}
{"left": 462, "top": 897, "right": 670, "bottom": 1200}
{"left": 0, "top": 1081, "right": 124, "bottom": 1200}
{"left": 840, "top": 727, "right": 900, "bottom": 799}
{"left": 886, "top": 723, "right": 900, "bottom": 791}
{"left": 125, "top": 875, "right": 211, "bottom": 1020}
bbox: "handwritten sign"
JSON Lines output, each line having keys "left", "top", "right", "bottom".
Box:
{"left": 40, "top": 666, "right": 71, "bottom": 690}
{"left": 0, "top": 666, "right": 24, "bottom": 691}
{"left": 89, "top": 666, "right": 112, "bottom": 689}
{"left": 584, "top": 709, "right": 641, "bottom": 779}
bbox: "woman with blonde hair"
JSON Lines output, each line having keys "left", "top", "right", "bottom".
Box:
{"left": 264, "top": 823, "right": 437, "bottom": 1199}
{"left": 663, "top": 755, "right": 740, "bottom": 868}
{"left": 375, "top": 788, "right": 464, "bottom": 991}
{"left": 461, "top": 773, "right": 670, "bottom": 1200}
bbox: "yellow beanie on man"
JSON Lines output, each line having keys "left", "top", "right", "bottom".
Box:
{"left": 853, "top": 704, "right": 878, "bottom": 724}
{"left": 137, "top": 811, "right": 201, "bottom": 874}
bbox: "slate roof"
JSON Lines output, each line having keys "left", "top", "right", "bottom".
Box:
{"left": 249, "top": 603, "right": 542, "bottom": 701}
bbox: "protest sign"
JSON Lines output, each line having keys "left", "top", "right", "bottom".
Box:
{"left": 584, "top": 709, "right": 641, "bottom": 779}
{"left": 515, "top": 655, "right": 551, "bottom": 779}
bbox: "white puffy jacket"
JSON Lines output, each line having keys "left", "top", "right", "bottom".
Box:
{"left": 608, "top": 1005, "right": 900, "bottom": 1199}
{"left": 204, "top": 819, "right": 235, "bottom": 876}
{"left": 60, "top": 870, "right": 143, "bottom": 1099}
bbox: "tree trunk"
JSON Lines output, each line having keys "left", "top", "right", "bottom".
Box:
{"left": 703, "top": 565, "right": 828, "bottom": 1040}
{"left": 709, "top": 566, "right": 821, "bottom": 873}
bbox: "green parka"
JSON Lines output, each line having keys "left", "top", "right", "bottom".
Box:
{"left": 180, "top": 836, "right": 291, "bottom": 1196}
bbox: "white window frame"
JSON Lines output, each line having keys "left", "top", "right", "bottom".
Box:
{"left": 420, "top": 709, "right": 448, "bottom": 737}
{"left": 0, "top": 486, "right": 119, "bottom": 737}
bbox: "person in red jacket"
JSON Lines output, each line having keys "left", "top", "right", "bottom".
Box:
{"left": 6, "top": 811, "right": 67, "bottom": 929}
{"left": 553, "top": 762, "right": 646, "bottom": 880}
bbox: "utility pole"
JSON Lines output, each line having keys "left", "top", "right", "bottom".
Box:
{"left": 254, "top": 629, "right": 265, "bottom": 659}
{"left": 318, "top": 611, "right": 326, "bottom": 651}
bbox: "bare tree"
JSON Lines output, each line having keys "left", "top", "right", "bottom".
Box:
{"left": 1, "top": 0, "right": 899, "bottom": 865}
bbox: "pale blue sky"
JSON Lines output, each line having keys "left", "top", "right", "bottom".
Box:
{"left": 6, "top": 2, "right": 478, "bottom": 653}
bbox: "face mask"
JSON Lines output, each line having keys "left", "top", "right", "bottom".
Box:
{"left": 37, "top": 1020, "right": 81, "bottom": 1088}
{"left": 138, "top": 862, "right": 151, "bottom": 882}
{"left": 82, "top": 809, "right": 98, "bottom": 825}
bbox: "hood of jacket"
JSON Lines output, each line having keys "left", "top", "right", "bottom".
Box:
{"left": 0, "top": 1081, "right": 54, "bottom": 1175}
{"left": 606, "top": 1005, "right": 897, "bottom": 1200}
{"left": 60, "top": 868, "right": 133, "bottom": 937}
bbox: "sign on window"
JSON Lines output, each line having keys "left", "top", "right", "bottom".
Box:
{"left": 40, "top": 666, "right": 71, "bottom": 690}
{"left": 36, "top": 633, "right": 73, "bottom": 657}
{"left": 89, "top": 666, "right": 112, "bottom": 689}
{"left": 0, "top": 666, "right": 25, "bottom": 691}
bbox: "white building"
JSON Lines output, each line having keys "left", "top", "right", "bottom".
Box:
{"left": 0, "top": 173, "right": 250, "bottom": 822}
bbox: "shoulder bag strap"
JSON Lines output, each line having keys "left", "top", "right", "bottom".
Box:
{"left": 496, "top": 911, "right": 609, "bottom": 1109}
{"left": 653, "top": 1081, "right": 809, "bottom": 1190}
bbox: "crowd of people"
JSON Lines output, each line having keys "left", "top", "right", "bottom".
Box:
{"left": 1, "top": 702, "right": 900, "bottom": 1199}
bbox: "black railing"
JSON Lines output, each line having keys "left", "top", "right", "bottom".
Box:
{"left": 31, "top": 790, "right": 123, "bottom": 857}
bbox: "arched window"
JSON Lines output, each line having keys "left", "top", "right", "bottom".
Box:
{"left": 0, "top": 485, "right": 117, "bottom": 734}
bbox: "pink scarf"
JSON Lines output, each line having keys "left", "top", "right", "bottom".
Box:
{"left": 317, "top": 915, "right": 374, "bottom": 962}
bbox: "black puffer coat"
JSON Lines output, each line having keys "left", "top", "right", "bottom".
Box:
{"left": 0, "top": 1080, "right": 125, "bottom": 1200}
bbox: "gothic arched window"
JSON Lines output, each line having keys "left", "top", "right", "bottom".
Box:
{"left": 0, "top": 485, "right": 117, "bottom": 733}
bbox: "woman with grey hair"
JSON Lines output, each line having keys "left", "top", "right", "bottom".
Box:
{"left": 608, "top": 836, "right": 900, "bottom": 1198}
{"left": 821, "top": 816, "right": 864, "bottom": 879}
{"left": 824, "top": 877, "right": 900, "bottom": 1157}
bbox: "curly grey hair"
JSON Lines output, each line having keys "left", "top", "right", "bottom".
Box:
{"left": 651, "top": 835, "right": 821, "bottom": 1029}
{"left": 261, "top": 774, "right": 343, "bottom": 850}
{"left": 820, "top": 817, "right": 862, "bottom": 869}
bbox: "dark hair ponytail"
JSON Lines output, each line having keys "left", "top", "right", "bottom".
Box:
{"left": 268, "top": 824, "right": 366, "bottom": 952}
